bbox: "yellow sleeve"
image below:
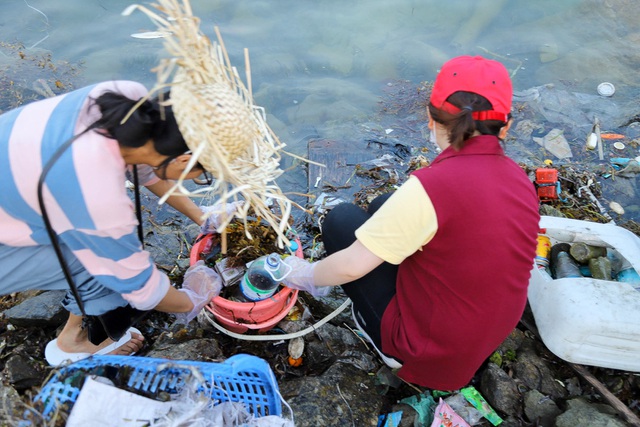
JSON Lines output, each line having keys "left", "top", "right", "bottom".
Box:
{"left": 355, "top": 176, "right": 438, "bottom": 265}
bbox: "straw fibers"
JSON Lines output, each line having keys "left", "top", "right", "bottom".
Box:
{"left": 123, "top": 0, "right": 311, "bottom": 247}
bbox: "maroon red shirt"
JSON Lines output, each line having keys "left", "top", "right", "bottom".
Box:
{"left": 381, "top": 135, "right": 540, "bottom": 390}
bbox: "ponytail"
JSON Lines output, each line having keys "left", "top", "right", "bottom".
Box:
{"left": 89, "top": 90, "right": 188, "bottom": 156}
{"left": 428, "top": 91, "right": 509, "bottom": 150}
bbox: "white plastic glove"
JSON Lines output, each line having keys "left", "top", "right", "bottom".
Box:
{"left": 200, "top": 201, "right": 243, "bottom": 234}
{"left": 174, "top": 261, "right": 223, "bottom": 324}
{"left": 281, "top": 256, "right": 331, "bottom": 297}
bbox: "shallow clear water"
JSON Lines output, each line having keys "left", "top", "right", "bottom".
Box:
{"left": 3, "top": 0, "right": 640, "bottom": 216}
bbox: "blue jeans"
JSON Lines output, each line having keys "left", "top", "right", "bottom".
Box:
{"left": 0, "top": 243, "right": 129, "bottom": 316}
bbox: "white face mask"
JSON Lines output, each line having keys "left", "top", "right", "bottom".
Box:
{"left": 429, "top": 128, "right": 442, "bottom": 153}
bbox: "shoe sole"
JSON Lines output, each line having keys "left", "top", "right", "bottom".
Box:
{"left": 351, "top": 306, "right": 402, "bottom": 369}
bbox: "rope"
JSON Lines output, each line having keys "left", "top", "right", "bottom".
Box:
{"left": 201, "top": 298, "right": 352, "bottom": 341}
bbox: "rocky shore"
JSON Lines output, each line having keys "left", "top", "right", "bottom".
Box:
{"left": 0, "top": 227, "right": 638, "bottom": 426}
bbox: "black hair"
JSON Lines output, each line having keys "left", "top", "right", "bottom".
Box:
{"left": 428, "top": 91, "right": 511, "bottom": 150}
{"left": 90, "top": 91, "right": 189, "bottom": 159}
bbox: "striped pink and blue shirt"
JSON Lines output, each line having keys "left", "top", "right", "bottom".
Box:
{"left": 0, "top": 81, "right": 169, "bottom": 310}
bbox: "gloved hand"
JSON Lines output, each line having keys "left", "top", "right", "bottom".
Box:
{"left": 174, "top": 261, "right": 223, "bottom": 324}
{"left": 281, "top": 256, "right": 331, "bottom": 297}
{"left": 200, "top": 201, "right": 243, "bottom": 234}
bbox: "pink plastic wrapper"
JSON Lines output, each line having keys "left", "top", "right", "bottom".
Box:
{"left": 430, "top": 398, "right": 471, "bottom": 427}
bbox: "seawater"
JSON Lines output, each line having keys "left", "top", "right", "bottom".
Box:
{"left": 3, "top": 0, "right": 640, "bottom": 215}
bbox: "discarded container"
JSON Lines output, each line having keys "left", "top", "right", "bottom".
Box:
{"left": 569, "top": 242, "right": 607, "bottom": 263}
{"left": 190, "top": 233, "right": 299, "bottom": 334}
{"left": 552, "top": 250, "right": 582, "bottom": 279}
{"left": 586, "top": 132, "right": 598, "bottom": 150}
{"left": 31, "top": 354, "right": 282, "bottom": 423}
{"left": 535, "top": 234, "right": 551, "bottom": 270}
{"left": 239, "top": 253, "right": 291, "bottom": 301}
{"left": 588, "top": 256, "right": 611, "bottom": 280}
{"left": 528, "top": 216, "right": 640, "bottom": 372}
{"left": 617, "top": 268, "right": 640, "bottom": 290}
{"left": 535, "top": 168, "right": 559, "bottom": 201}
{"left": 597, "top": 82, "right": 615, "bottom": 97}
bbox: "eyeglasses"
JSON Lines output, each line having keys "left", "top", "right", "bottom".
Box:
{"left": 192, "top": 169, "right": 212, "bottom": 186}
{"left": 151, "top": 151, "right": 212, "bottom": 186}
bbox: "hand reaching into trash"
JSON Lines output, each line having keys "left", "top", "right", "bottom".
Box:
{"left": 200, "top": 201, "right": 243, "bottom": 234}
{"left": 281, "top": 256, "right": 331, "bottom": 297}
{"left": 174, "top": 261, "right": 223, "bottom": 324}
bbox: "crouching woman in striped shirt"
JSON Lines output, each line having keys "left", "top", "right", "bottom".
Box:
{"left": 0, "top": 81, "right": 226, "bottom": 365}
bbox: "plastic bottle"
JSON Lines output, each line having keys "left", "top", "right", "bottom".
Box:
{"left": 616, "top": 268, "right": 640, "bottom": 291}
{"left": 535, "top": 235, "right": 551, "bottom": 272}
{"left": 239, "top": 253, "right": 291, "bottom": 301}
{"left": 553, "top": 251, "right": 583, "bottom": 279}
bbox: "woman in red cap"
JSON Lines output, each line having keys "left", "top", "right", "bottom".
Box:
{"left": 282, "top": 55, "right": 540, "bottom": 390}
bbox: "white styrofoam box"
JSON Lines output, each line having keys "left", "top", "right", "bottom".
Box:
{"left": 528, "top": 216, "right": 640, "bottom": 372}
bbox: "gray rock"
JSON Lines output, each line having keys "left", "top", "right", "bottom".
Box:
{"left": 480, "top": 362, "right": 523, "bottom": 416}
{"left": 564, "top": 376, "right": 583, "bottom": 397}
{"left": 0, "top": 383, "right": 23, "bottom": 423}
{"left": 2, "top": 290, "right": 67, "bottom": 327}
{"left": 335, "top": 350, "right": 376, "bottom": 372}
{"left": 555, "top": 398, "right": 628, "bottom": 427}
{"left": 523, "top": 389, "right": 561, "bottom": 425}
{"left": 147, "top": 324, "right": 223, "bottom": 361}
{"left": 495, "top": 328, "right": 526, "bottom": 356}
{"left": 511, "top": 340, "right": 567, "bottom": 399}
{"left": 313, "top": 322, "right": 362, "bottom": 355}
{"left": 3, "top": 354, "right": 44, "bottom": 391}
{"left": 279, "top": 362, "right": 382, "bottom": 427}
{"left": 146, "top": 338, "right": 223, "bottom": 361}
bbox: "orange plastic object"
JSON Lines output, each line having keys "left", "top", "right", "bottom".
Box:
{"left": 535, "top": 168, "right": 557, "bottom": 184}
{"left": 190, "top": 233, "right": 300, "bottom": 334}
{"left": 535, "top": 168, "right": 558, "bottom": 201}
{"left": 600, "top": 133, "right": 625, "bottom": 140}
{"left": 288, "top": 356, "right": 303, "bottom": 367}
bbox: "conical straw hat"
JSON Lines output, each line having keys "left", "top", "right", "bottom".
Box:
{"left": 123, "top": 0, "right": 316, "bottom": 247}
{"left": 171, "top": 75, "right": 260, "bottom": 170}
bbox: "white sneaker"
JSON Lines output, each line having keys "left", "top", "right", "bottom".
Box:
{"left": 351, "top": 306, "right": 402, "bottom": 369}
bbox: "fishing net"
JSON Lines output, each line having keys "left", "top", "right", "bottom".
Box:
{"left": 123, "top": 0, "right": 308, "bottom": 247}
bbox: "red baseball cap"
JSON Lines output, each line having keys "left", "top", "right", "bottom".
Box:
{"left": 429, "top": 55, "right": 512, "bottom": 122}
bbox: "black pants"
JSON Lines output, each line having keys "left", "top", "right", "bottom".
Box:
{"left": 321, "top": 194, "right": 398, "bottom": 349}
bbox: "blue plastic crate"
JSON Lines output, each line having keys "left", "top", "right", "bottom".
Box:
{"left": 31, "top": 353, "right": 281, "bottom": 422}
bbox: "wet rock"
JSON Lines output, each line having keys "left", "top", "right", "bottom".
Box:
{"left": 2, "top": 290, "right": 67, "bottom": 327}
{"left": 146, "top": 323, "right": 222, "bottom": 360}
{"left": 144, "top": 223, "right": 190, "bottom": 271}
{"left": 376, "top": 366, "right": 404, "bottom": 390}
{"left": 564, "top": 376, "right": 583, "bottom": 397}
{"left": 313, "top": 322, "right": 361, "bottom": 355}
{"left": 279, "top": 362, "right": 382, "bottom": 427}
{"left": 0, "top": 383, "right": 22, "bottom": 422}
{"left": 305, "top": 338, "right": 338, "bottom": 367}
{"left": 480, "top": 362, "right": 523, "bottom": 416}
{"left": 555, "top": 398, "right": 628, "bottom": 427}
{"left": 523, "top": 389, "right": 562, "bottom": 425}
{"left": 495, "top": 328, "right": 526, "bottom": 356}
{"left": 539, "top": 204, "right": 566, "bottom": 217}
{"left": 394, "top": 402, "right": 419, "bottom": 427}
{"left": 3, "top": 354, "right": 44, "bottom": 391}
{"left": 499, "top": 415, "right": 529, "bottom": 427}
{"left": 335, "top": 350, "right": 377, "bottom": 373}
{"left": 511, "top": 339, "right": 567, "bottom": 400}
{"left": 146, "top": 337, "right": 223, "bottom": 361}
